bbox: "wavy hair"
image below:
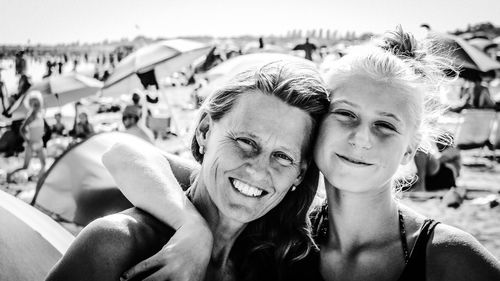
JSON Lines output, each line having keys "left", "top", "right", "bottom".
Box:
{"left": 190, "top": 60, "right": 329, "bottom": 280}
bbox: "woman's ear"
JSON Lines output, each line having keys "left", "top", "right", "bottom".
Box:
{"left": 401, "top": 133, "right": 421, "bottom": 165}
{"left": 293, "top": 160, "right": 309, "bottom": 187}
{"left": 195, "top": 112, "right": 212, "bottom": 150}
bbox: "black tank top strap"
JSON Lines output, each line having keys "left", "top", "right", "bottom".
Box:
{"left": 397, "top": 219, "right": 440, "bottom": 281}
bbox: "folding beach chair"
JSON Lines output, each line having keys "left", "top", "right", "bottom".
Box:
{"left": 488, "top": 112, "right": 500, "bottom": 160}
{"left": 456, "top": 109, "right": 496, "bottom": 166}
{"left": 455, "top": 109, "right": 497, "bottom": 166}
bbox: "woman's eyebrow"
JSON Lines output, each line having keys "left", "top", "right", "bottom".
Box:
{"left": 377, "top": 111, "right": 402, "bottom": 124}
{"left": 330, "top": 100, "right": 358, "bottom": 108}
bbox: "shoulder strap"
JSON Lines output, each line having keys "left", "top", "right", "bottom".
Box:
{"left": 398, "top": 219, "right": 440, "bottom": 281}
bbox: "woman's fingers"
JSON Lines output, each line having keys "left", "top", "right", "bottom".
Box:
{"left": 121, "top": 255, "right": 161, "bottom": 281}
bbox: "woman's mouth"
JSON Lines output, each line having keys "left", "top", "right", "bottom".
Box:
{"left": 336, "top": 153, "right": 373, "bottom": 166}
{"left": 230, "top": 178, "right": 268, "bottom": 198}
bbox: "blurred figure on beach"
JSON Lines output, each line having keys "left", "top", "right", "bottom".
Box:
{"left": 43, "top": 60, "right": 54, "bottom": 78}
{"left": 452, "top": 73, "right": 496, "bottom": 112}
{"left": 69, "top": 102, "right": 94, "bottom": 140}
{"left": 122, "top": 104, "right": 154, "bottom": 144}
{"left": 7, "top": 91, "right": 46, "bottom": 183}
{"left": 293, "top": 38, "right": 317, "bottom": 61}
{"left": 0, "top": 68, "right": 8, "bottom": 114}
{"left": 51, "top": 112, "right": 66, "bottom": 136}
{"left": 412, "top": 136, "right": 462, "bottom": 192}
{"left": 15, "top": 50, "right": 27, "bottom": 75}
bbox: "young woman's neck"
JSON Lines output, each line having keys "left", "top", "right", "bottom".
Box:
{"left": 324, "top": 180, "right": 399, "bottom": 250}
{"left": 191, "top": 178, "right": 247, "bottom": 267}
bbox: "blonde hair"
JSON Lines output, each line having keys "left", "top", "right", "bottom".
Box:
{"left": 24, "top": 90, "right": 44, "bottom": 111}
{"left": 323, "top": 25, "right": 456, "bottom": 188}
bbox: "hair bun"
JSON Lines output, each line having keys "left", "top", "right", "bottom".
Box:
{"left": 379, "top": 25, "right": 419, "bottom": 59}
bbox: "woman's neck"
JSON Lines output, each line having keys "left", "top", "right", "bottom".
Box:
{"left": 324, "top": 180, "right": 399, "bottom": 251}
{"left": 190, "top": 178, "right": 247, "bottom": 268}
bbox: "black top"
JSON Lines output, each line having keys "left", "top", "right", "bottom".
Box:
{"left": 310, "top": 202, "right": 440, "bottom": 281}
{"left": 397, "top": 219, "right": 440, "bottom": 281}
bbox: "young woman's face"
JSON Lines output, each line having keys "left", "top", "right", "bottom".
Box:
{"left": 201, "top": 91, "right": 312, "bottom": 223}
{"left": 314, "top": 75, "right": 417, "bottom": 193}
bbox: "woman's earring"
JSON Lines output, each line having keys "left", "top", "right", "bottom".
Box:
{"left": 199, "top": 145, "right": 205, "bottom": 154}
{"left": 291, "top": 185, "right": 296, "bottom": 192}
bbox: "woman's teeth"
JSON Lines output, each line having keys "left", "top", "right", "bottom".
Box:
{"left": 232, "top": 179, "right": 265, "bottom": 197}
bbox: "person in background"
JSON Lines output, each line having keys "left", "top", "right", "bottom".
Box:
{"left": 122, "top": 105, "right": 154, "bottom": 144}
{"left": 69, "top": 102, "right": 94, "bottom": 139}
{"left": 0, "top": 68, "right": 9, "bottom": 114}
{"left": 7, "top": 91, "right": 47, "bottom": 182}
{"left": 51, "top": 112, "right": 66, "bottom": 136}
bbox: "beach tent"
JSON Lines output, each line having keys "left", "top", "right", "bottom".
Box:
{"left": 31, "top": 131, "right": 196, "bottom": 226}
{"left": 196, "top": 52, "right": 316, "bottom": 100}
{"left": 0, "top": 190, "right": 74, "bottom": 281}
{"left": 31, "top": 132, "right": 135, "bottom": 226}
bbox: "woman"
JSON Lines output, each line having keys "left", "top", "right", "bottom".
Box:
{"left": 7, "top": 91, "right": 47, "bottom": 182}
{"left": 106, "top": 27, "right": 500, "bottom": 281}
{"left": 45, "top": 61, "right": 330, "bottom": 281}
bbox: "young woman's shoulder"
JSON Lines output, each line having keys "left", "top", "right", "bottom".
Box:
{"left": 46, "top": 208, "right": 174, "bottom": 281}
{"left": 426, "top": 223, "right": 500, "bottom": 281}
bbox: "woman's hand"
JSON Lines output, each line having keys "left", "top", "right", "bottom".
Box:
{"left": 121, "top": 218, "right": 213, "bottom": 281}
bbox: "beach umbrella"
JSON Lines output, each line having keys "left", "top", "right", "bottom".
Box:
{"left": 0, "top": 190, "right": 74, "bottom": 281}
{"left": 30, "top": 73, "right": 103, "bottom": 107}
{"left": 429, "top": 32, "right": 500, "bottom": 73}
{"left": 101, "top": 39, "right": 212, "bottom": 98}
{"left": 2, "top": 73, "right": 103, "bottom": 120}
{"left": 467, "top": 38, "right": 498, "bottom": 53}
{"left": 196, "top": 52, "right": 315, "bottom": 100}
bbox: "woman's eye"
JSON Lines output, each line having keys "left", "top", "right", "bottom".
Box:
{"left": 333, "top": 110, "right": 356, "bottom": 120}
{"left": 375, "top": 122, "right": 397, "bottom": 133}
{"left": 274, "top": 152, "right": 294, "bottom": 166}
{"left": 236, "top": 138, "right": 256, "bottom": 150}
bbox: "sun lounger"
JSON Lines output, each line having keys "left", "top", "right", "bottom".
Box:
{"left": 455, "top": 109, "right": 497, "bottom": 165}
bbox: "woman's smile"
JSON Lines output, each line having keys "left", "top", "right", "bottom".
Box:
{"left": 229, "top": 177, "right": 269, "bottom": 198}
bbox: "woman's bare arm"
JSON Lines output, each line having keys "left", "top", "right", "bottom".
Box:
{"left": 102, "top": 140, "right": 203, "bottom": 230}
{"left": 102, "top": 139, "right": 213, "bottom": 281}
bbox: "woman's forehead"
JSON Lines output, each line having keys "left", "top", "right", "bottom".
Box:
{"left": 221, "top": 92, "right": 313, "bottom": 155}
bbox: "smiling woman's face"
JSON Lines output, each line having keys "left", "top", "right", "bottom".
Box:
{"left": 200, "top": 90, "right": 313, "bottom": 224}
{"left": 314, "top": 75, "right": 418, "bottom": 193}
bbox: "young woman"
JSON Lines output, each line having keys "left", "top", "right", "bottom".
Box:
{"left": 45, "top": 61, "right": 330, "bottom": 281}
{"left": 7, "top": 91, "right": 47, "bottom": 182}
{"left": 103, "top": 27, "right": 500, "bottom": 281}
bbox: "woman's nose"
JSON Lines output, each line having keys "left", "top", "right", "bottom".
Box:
{"left": 245, "top": 155, "right": 270, "bottom": 181}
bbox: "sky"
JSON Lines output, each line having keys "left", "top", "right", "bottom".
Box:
{"left": 0, "top": 0, "right": 498, "bottom": 45}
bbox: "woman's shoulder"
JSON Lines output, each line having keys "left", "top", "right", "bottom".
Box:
{"left": 424, "top": 223, "right": 500, "bottom": 280}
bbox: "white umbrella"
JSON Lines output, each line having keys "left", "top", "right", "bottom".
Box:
{"left": 102, "top": 39, "right": 212, "bottom": 97}
{"left": 30, "top": 73, "right": 103, "bottom": 107}
{"left": 3, "top": 73, "right": 103, "bottom": 120}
